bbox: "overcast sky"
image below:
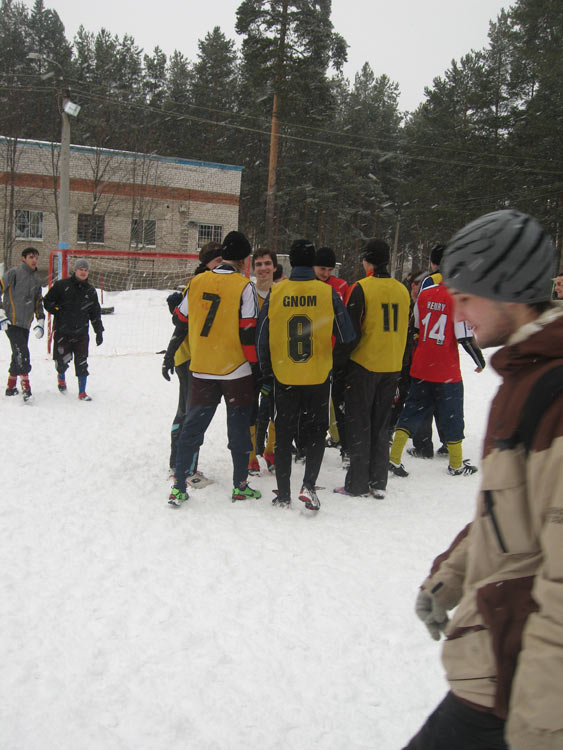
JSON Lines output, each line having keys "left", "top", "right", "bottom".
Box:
{"left": 27, "top": 0, "right": 509, "bottom": 112}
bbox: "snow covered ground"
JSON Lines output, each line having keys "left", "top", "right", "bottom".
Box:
{"left": 1, "top": 289, "right": 501, "bottom": 750}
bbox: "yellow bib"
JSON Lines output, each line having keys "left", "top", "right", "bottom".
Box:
{"left": 268, "top": 279, "right": 334, "bottom": 385}
{"left": 174, "top": 283, "right": 191, "bottom": 367}
{"left": 188, "top": 271, "right": 250, "bottom": 376}
{"left": 350, "top": 276, "right": 410, "bottom": 372}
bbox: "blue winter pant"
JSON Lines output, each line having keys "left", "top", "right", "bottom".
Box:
{"left": 174, "top": 374, "right": 254, "bottom": 493}
{"left": 396, "top": 379, "right": 465, "bottom": 444}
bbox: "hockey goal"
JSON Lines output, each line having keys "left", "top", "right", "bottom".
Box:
{"left": 47, "top": 248, "right": 199, "bottom": 356}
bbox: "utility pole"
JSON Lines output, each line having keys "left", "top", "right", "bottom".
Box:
{"left": 265, "top": 0, "right": 289, "bottom": 250}
{"left": 59, "top": 100, "right": 71, "bottom": 249}
{"left": 27, "top": 53, "right": 80, "bottom": 250}
{"left": 391, "top": 212, "right": 401, "bottom": 277}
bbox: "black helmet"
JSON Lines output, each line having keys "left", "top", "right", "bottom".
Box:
{"left": 442, "top": 209, "right": 556, "bottom": 303}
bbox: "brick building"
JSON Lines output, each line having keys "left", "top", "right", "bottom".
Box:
{"left": 0, "top": 136, "right": 243, "bottom": 275}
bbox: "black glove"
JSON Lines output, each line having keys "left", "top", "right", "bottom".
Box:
{"left": 162, "top": 356, "right": 174, "bottom": 381}
{"left": 96, "top": 331, "right": 103, "bottom": 346}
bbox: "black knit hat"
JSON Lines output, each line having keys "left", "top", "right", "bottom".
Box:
{"left": 430, "top": 244, "right": 445, "bottom": 267}
{"left": 315, "top": 246, "right": 336, "bottom": 268}
{"left": 289, "top": 239, "right": 315, "bottom": 267}
{"left": 221, "top": 231, "right": 251, "bottom": 261}
{"left": 362, "top": 239, "right": 390, "bottom": 267}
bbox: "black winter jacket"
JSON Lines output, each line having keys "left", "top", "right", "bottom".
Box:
{"left": 43, "top": 274, "right": 104, "bottom": 337}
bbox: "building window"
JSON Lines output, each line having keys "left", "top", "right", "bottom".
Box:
{"left": 198, "top": 224, "right": 222, "bottom": 248}
{"left": 77, "top": 214, "right": 104, "bottom": 244}
{"left": 15, "top": 210, "right": 43, "bottom": 240}
{"left": 131, "top": 218, "right": 156, "bottom": 248}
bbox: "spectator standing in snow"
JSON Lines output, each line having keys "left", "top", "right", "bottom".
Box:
{"left": 402, "top": 209, "right": 563, "bottom": 750}
{"left": 43, "top": 259, "right": 104, "bottom": 401}
{"left": 2, "top": 247, "right": 45, "bottom": 402}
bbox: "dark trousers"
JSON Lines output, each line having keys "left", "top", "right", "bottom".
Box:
{"left": 396, "top": 379, "right": 465, "bottom": 444}
{"left": 255, "top": 388, "right": 274, "bottom": 456}
{"left": 331, "top": 363, "right": 348, "bottom": 451}
{"left": 402, "top": 692, "right": 508, "bottom": 750}
{"left": 174, "top": 375, "right": 254, "bottom": 493}
{"left": 6, "top": 325, "right": 31, "bottom": 375}
{"left": 344, "top": 362, "right": 398, "bottom": 494}
{"left": 170, "top": 362, "right": 192, "bottom": 469}
{"left": 53, "top": 331, "right": 89, "bottom": 377}
{"left": 274, "top": 378, "right": 331, "bottom": 500}
{"left": 412, "top": 409, "right": 447, "bottom": 457}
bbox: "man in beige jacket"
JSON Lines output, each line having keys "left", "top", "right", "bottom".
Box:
{"left": 403, "top": 209, "right": 563, "bottom": 750}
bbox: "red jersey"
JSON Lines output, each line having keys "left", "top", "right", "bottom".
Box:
{"left": 327, "top": 275, "right": 348, "bottom": 301}
{"left": 410, "top": 282, "right": 469, "bottom": 383}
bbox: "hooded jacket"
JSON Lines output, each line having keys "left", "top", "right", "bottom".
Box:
{"left": 43, "top": 274, "right": 103, "bottom": 338}
{"left": 420, "top": 304, "right": 563, "bottom": 749}
{"left": 2, "top": 262, "right": 45, "bottom": 329}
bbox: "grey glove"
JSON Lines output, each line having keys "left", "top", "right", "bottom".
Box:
{"left": 415, "top": 589, "right": 449, "bottom": 641}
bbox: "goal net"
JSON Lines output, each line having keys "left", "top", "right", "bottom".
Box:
{"left": 47, "top": 249, "right": 200, "bottom": 356}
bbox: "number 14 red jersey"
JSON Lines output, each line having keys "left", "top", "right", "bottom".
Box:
{"left": 410, "top": 282, "right": 469, "bottom": 383}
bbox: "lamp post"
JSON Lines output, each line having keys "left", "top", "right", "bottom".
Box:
{"left": 27, "top": 53, "right": 80, "bottom": 250}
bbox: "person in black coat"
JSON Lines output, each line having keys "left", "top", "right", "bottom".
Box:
{"left": 43, "top": 259, "right": 104, "bottom": 400}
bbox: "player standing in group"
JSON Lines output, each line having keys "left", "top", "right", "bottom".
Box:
{"left": 313, "top": 246, "right": 349, "bottom": 461}
{"left": 389, "top": 262, "right": 484, "bottom": 477}
{"left": 1, "top": 247, "right": 45, "bottom": 402}
{"left": 334, "top": 239, "right": 410, "bottom": 499}
{"left": 257, "top": 239, "right": 354, "bottom": 510}
{"left": 162, "top": 241, "right": 222, "bottom": 486}
{"left": 42, "top": 259, "right": 104, "bottom": 400}
{"left": 402, "top": 209, "right": 563, "bottom": 750}
{"left": 248, "top": 248, "right": 277, "bottom": 476}
{"left": 168, "top": 231, "right": 261, "bottom": 506}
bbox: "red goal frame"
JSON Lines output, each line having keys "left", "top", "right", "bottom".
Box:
{"left": 47, "top": 248, "right": 200, "bottom": 352}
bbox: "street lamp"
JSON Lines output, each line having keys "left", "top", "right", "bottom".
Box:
{"left": 27, "top": 53, "right": 80, "bottom": 250}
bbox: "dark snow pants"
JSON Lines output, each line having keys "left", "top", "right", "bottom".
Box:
{"left": 402, "top": 691, "right": 508, "bottom": 750}
{"left": 273, "top": 378, "right": 330, "bottom": 501}
{"left": 344, "top": 362, "right": 398, "bottom": 494}
{"left": 53, "top": 331, "right": 89, "bottom": 377}
{"left": 174, "top": 375, "right": 254, "bottom": 493}
{"left": 170, "top": 361, "right": 192, "bottom": 470}
{"left": 6, "top": 325, "right": 31, "bottom": 375}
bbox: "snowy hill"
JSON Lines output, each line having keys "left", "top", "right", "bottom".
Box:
{"left": 1, "top": 289, "right": 501, "bottom": 750}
